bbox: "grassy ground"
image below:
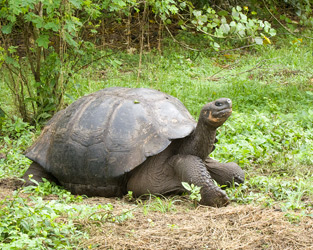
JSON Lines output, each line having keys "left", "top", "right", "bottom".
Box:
{"left": 0, "top": 32, "right": 313, "bottom": 249}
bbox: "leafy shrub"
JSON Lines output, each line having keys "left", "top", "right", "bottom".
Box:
{"left": 0, "top": 117, "right": 34, "bottom": 178}
{"left": 0, "top": 192, "right": 85, "bottom": 249}
{"left": 0, "top": 0, "right": 107, "bottom": 122}
{"left": 190, "top": 5, "right": 276, "bottom": 50}
{"left": 0, "top": 190, "right": 133, "bottom": 249}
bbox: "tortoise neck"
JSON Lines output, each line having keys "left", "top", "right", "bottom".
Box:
{"left": 178, "top": 119, "right": 217, "bottom": 160}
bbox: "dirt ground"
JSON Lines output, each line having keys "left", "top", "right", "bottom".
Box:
{"left": 1, "top": 178, "right": 313, "bottom": 250}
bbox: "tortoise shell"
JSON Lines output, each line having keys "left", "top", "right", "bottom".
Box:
{"left": 25, "top": 87, "right": 196, "bottom": 195}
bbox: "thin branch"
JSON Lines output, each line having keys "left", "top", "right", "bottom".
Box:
{"left": 137, "top": 1, "right": 147, "bottom": 81}
{"left": 164, "top": 25, "right": 199, "bottom": 51}
{"left": 23, "top": 24, "right": 37, "bottom": 79}
{"left": 127, "top": 7, "right": 132, "bottom": 49}
{"left": 3, "top": 64, "right": 16, "bottom": 93}
{"left": 262, "top": 0, "right": 313, "bottom": 40}
{"left": 207, "top": 57, "right": 280, "bottom": 81}
{"left": 3, "top": 62, "right": 19, "bottom": 76}
{"left": 19, "top": 62, "right": 36, "bottom": 115}
{"left": 157, "top": 19, "right": 163, "bottom": 53}
{"left": 71, "top": 52, "right": 116, "bottom": 75}
{"left": 34, "top": 2, "right": 43, "bottom": 82}
{"left": 207, "top": 59, "right": 240, "bottom": 81}
{"left": 217, "top": 44, "right": 257, "bottom": 53}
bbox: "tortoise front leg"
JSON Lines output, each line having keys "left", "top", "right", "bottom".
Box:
{"left": 204, "top": 158, "right": 245, "bottom": 187}
{"left": 169, "top": 155, "right": 229, "bottom": 207}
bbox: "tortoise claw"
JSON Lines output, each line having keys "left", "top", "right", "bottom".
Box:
{"left": 200, "top": 185, "right": 230, "bottom": 207}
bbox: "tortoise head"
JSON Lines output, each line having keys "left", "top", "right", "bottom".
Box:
{"left": 200, "top": 98, "right": 232, "bottom": 128}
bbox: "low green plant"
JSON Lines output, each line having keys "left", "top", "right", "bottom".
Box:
{"left": 0, "top": 190, "right": 133, "bottom": 249}
{"left": 137, "top": 194, "right": 178, "bottom": 215}
{"left": 182, "top": 182, "right": 201, "bottom": 207}
{"left": 0, "top": 117, "right": 34, "bottom": 178}
{"left": 0, "top": 192, "right": 85, "bottom": 249}
{"left": 126, "top": 190, "right": 137, "bottom": 203}
{"left": 212, "top": 110, "right": 313, "bottom": 176}
{"left": 22, "top": 178, "right": 84, "bottom": 203}
{"left": 226, "top": 175, "right": 313, "bottom": 214}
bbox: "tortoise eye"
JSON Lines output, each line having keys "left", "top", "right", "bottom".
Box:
{"left": 215, "top": 101, "right": 222, "bottom": 107}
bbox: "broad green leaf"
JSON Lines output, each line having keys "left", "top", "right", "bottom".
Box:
{"left": 5, "top": 56, "right": 20, "bottom": 68}
{"left": 269, "top": 28, "right": 276, "bottom": 36}
{"left": 239, "top": 13, "right": 247, "bottom": 23}
{"left": 230, "top": 21, "right": 236, "bottom": 27}
{"left": 8, "top": 46, "right": 18, "bottom": 53}
{"left": 36, "top": 35, "right": 50, "bottom": 49}
{"left": 165, "top": 19, "right": 172, "bottom": 24}
{"left": 220, "top": 23, "right": 230, "bottom": 34}
{"left": 212, "top": 42, "right": 220, "bottom": 50}
{"left": 193, "top": 10, "right": 202, "bottom": 17}
{"left": 221, "top": 16, "right": 227, "bottom": 24}
{"left": 44, "top": 22, "right": 60, "bottom": 32}
{"left": 1, "top": 24, "right": 13, "bottom": 34}
{"left": 70, "top": 0, "right": 83, "bottom": 9}
{"left": 64, "top": 32, "right": 78, "bottom": 47}
{"left": 218, "top": 10, "right": 228, "bottom": 17}
{"left": 232, "top": 8, "right": 239, "bottom": 20}
{"left": 181, "top": 182, "right": 192, "bottom": 191}
{"left": 254, "top": 37, "right": 263, "bottom": 45}
{"left": 198, "top": 15, "right": 208, "bottom": 23}
{"left": 236, "top": 6, "right": 242, "bottom": 12}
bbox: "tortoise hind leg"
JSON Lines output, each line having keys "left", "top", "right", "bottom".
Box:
{"left": 205, "top": 158, "right": 245, "bottom": 187}
{"left": 22, "top": 162, "right": 59, "bottom": 186}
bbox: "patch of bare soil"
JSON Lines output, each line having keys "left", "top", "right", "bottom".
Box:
{"left": 0, "top": 177, "right": 24, "bottom": 200}
{"left": 1, "top": 178, "right": 312, "bottom": 250}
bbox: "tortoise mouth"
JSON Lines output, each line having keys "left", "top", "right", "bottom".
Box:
{"left": 213, "top": 108, "right": 232, "bottom": 119}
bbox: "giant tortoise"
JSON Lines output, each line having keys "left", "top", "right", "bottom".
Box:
{"left": 23, "top": 87, "right": 244, "bottom": 207}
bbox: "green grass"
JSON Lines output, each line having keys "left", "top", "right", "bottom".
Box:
{"left": 1, "top": 32, "right": 313, "bottom": 248}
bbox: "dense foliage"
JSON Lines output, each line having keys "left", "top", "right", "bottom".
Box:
{"left": 1, "top": 0, "right": 311, "bottom": 122}
{"left": 0, "top": 183, "right": 132, "bottom": 249}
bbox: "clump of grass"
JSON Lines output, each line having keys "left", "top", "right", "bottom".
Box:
{"left": 136, "top": 194, "right": 179, "bottom": 215}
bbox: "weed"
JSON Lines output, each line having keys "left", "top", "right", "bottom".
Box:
{"left": 22, "top": 178, "right": 85, "bottom": 203}
{"left": 0, "top": 190, "right": 132, "bottom": 249}
{"left": 226, "top": 175, "right": 313, "bottom": 214}
{"left": 136, "top": 194, "right": 179, "bottom": 215}
{"left": 0, "top": 117, "right": 34, "bottom": 178}
{"left": 181, "top": 182, "right": 201, "bottom": 207}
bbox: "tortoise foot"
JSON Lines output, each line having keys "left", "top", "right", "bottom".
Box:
{"left": 200, "top": 185, "right": 230, "bottom": 207}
